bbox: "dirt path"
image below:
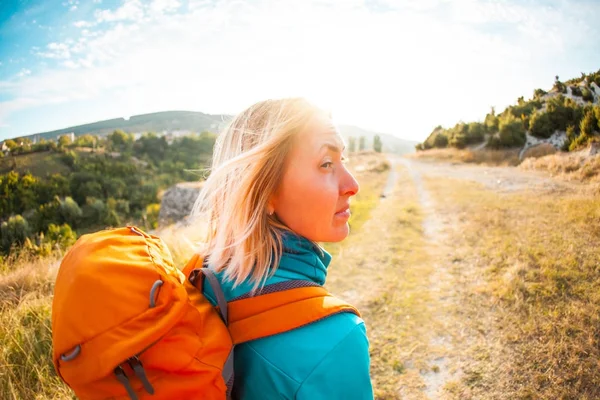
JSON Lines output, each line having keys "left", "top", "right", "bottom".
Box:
{"left": 329, "top": 155, "right": 590, "bottom": 399}
{"left": 405, "top": 158, "right": 581, "bottom": 194}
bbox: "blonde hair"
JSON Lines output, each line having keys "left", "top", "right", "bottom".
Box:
{"left": 191, "top": 98, "right": 329, "bottom": 289}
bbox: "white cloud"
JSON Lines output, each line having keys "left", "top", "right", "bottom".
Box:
{"left": 18, "top": 69, "right": 31, "bottom": 77}
{"left": 148, "top": 0, "right": 180, "bottom": 15}
{"left": 95, "top": 0, "right": 144, "bottom": 23}
{"left": 36, "top": 42, "right": 71, "bottom": 59}
{"left": 74, "top": 20, "right": 93, "bottom": 28}
{"left": 2, "top": 0, "right": 600, "bottom": 140}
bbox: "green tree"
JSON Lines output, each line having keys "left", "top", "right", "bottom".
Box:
{"left": 582, "top": 87, "right": 594, "bottom": 102}
{"left": 31, "top": 199, "right": 61, "bottom": 233}
{"left": 433, "top": 133, "right": 448, "bottom": 148}
{"left": 73, "top": 134, "right": 96, "bottom": 149}
{"left": 373, "top": 135, "right": 382, "bottom": 152}
{"left": 59, "top": 197, "right": 83, "bottom": 228}
{"left": 348, "top": 137, "right": 356, "bottom": 153}
{"left": 58, "top": 135, "right": 72, "bottom": 148}
{"left": 534, "top": 88, "right": 547, "bottom": 98}
{"left": 529, "top": 112, "right": 555, "bottom": 138}
{"left": 580, "top": 108, "right": 598, "bottom": 136}
{"left": 4, "top": 139, "right": 18, "bottom": 150}
{"left": 484, "top": 108, "right": 499, "bottom": 133}
{"left": 358, "top": 136, "right": 366, "bottom": 151}
{"left": 0, "top": 215, "right": 30, "bottom": 253}
{"left": 108, "top": 130, "right": 134, "bottom": 152}
{"left": 498, "top": 115, "right": 526, "bottom": 147}
{"left": 467, "top": 122, "right": 485, "bottom": 144}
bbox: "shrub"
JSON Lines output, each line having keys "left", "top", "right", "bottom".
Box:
{"left": 60, "top": 150, "right": 78, "bottom": 167}
{"left": 580, "top": 108, "right": 599, "bottom": 137}
{"left": 570, "top": 86, "right": 582, "bottom": 97}
{"left": 498, "top": 116, "right": 526, "bottom": 148}
{"left": 553, "top": 80, "right": 567, "bottom": 93}
{"left": 45, "top": 223, "right": 77, "bottom": 250}
{"left": 467, "top": 122, "right": 485, "bottom": 144}
{"left": 529, "top": 112, "right": 555, "bottom": 138}
{"left": 145, "top": 203, "right": 161, "bottom": 230}
{"left": 59, "top": 197, "right": 82, "bottom": 228}
{"left": 534, "top": 88, "right": 547, "bottom": 98}
{"left": 449, "top": 133, "right": 467, "bottom": 149}
{"left": 0, "top": 215, "right": 30, "bottom": 253}
{"left": 582, "top": 87, "right": 594, "bottom": 102}
{"left": 433, "top": 133, "right": 448, "bottom": 148}
{"left": 484, "top": 109, "right": 499, "bottom": 133}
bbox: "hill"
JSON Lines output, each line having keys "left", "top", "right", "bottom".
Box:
{"left": 417, "top": 68, "right": 600, "bottom": 155}
{"left": 20, "top": 111, "right": 416, "bottom": 155}
{"left": 23, "top": 111, "right": 229, "bottom": 141}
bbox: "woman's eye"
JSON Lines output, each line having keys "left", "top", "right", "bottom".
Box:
{"left": 321, "top": 161, "right": 334, "bottom": 169}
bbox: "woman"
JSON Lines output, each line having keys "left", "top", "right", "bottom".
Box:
{"left": 192, "top": 98, "right": 373, "bottom": 399}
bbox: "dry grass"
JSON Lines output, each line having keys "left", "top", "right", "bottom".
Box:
{"left": 0, "top": 252, "right": 72, "bottom": 399}
{"left": 411, "top": 148, "right": 521, "bottom": 166}
{"left": 520, "top": 150, "right": 600, "bottom": 182}
{"left": 425, "top": 177, "right": 600, "bottom": 399}
{"left": 521, "top": 143, "right": 557, "bottom": 159}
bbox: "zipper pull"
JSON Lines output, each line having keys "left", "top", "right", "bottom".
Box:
{"left": 114, "top": 366, "right": 138, "bottom": 400}
{"left": 128, "top": 356, "right": 155, "bottom": 395}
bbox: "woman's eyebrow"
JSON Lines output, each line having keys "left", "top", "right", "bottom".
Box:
{"left": 319, "top": 142, "right": 345, "bottom": 153}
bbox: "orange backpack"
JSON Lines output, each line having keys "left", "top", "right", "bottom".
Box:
{"left": 51, "top": 226, "right": 359, "bottom": 400}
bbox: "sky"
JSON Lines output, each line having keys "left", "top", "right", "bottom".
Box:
{"left": 1, "top": 0, "right": 599, "bottom": 142}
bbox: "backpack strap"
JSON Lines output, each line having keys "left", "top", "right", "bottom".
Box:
{"left": 183, "top": 254, "right": 360, "bottom": 345}
{"left": 226, "top": 284, "right": 360, "bottom": 345}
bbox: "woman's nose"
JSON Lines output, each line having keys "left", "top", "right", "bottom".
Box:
{"left": 341, "top": 167, "right": 359, "bottom": 197}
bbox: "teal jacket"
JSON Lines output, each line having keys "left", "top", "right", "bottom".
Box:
{"left": 203, "top": 232, "right": 374, "bottom": 400}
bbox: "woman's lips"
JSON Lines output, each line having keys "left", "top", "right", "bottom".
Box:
{"left": 334, "top": 207, "right": 351, "bottom": 219}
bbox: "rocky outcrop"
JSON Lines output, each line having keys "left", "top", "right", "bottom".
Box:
{"left": 158, "top": 181, "right": 204, "bottom": 226}
{"left": 519, "top": 131, "right": 568, "bottom": 160}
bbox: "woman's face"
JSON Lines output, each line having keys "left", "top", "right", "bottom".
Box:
{"left": 270, "top": 117, "right": 360, "bottom": 243}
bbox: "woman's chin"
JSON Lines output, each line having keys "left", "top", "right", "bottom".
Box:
{"left": 322, "top": 224, "right": 350, "bottom": 243}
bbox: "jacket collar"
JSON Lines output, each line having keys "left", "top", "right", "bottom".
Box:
{"left": 279, "top": 230, "right": 331, "bottom": 285}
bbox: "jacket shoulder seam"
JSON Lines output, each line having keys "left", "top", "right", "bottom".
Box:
{"left": 244, "top": 342, "right": 302, "bottom": 385}
{"left": 293, "top": 322, "right": 366, "bottom": 398}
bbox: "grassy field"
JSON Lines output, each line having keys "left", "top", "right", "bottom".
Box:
{"left": 0, "top": 152, "right": 71, "bottom": 177}
{"left": 424, "top": 176, "right": 600, "bottom": 399}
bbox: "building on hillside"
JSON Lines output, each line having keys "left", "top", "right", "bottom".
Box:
{"left": 0, "top": 141, "right": 9, "bottom": 155}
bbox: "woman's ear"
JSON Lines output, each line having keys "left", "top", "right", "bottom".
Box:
{"left": 267, "top": 195, "right": 276, "bottom": 216}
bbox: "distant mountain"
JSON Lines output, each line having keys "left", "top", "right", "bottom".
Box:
{"left": 26, "top": 111, "right": 230, "bottom": 141}
{"left": 25, "top": 110, "right": 416, "bottom": 154}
